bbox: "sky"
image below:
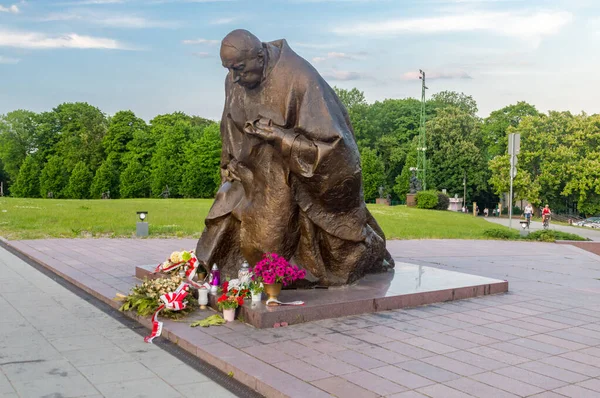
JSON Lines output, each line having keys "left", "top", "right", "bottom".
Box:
{"left": 1, "top": 0, "right": 599, "bottom": 121}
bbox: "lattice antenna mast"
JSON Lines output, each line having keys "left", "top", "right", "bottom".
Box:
{"left": 417, "top": 69, "right": 428, "bottom": 190}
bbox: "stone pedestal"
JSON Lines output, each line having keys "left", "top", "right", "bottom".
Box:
{"left": 406, "top": 193, "right": 417, "bottom": 207}
{"left": 376, "top": 198, "right": 391, "bottom": 206}
{"left": 135, "top": 263, "right": 508, "bottom": 329}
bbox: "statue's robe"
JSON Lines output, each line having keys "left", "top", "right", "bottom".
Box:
{"left": 196, "top": 39, "right": 393, "bottom": 285}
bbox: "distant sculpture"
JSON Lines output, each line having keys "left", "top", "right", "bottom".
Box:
{"left": 195, "top": 29, "right": 394, "bottom": 286}
{"left": 409, "top": 169, "right": 421, "bottom": 194}
{"left": 378, "top": 186, "right": 385, "bottom": 199}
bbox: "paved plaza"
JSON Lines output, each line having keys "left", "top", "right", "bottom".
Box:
{"left": 4, "top": 237, "right": 600, "bottom": 397}
{"left": 0, "top": 245, "right": 245, "bottom": 398}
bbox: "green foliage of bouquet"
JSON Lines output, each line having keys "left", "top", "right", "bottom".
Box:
{"left": 118, "top": 276, "right": 198, "bottom": 318}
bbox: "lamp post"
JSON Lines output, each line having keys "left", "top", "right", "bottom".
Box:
{"left": 136, "top": 211, "right": 148, "bottom": 237}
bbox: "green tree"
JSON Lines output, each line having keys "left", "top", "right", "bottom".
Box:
{"left": 103, "top": 110, "right": 145, "bottom": 168}
{"left": 394, "top": 147, "right": 417, "bottom": 200}
{"left": 150, "top": 120, "right": 190, "bottom": 197}
{"left": 120, "top": 158, "right": 151, "bottom": 198}
{"left": 360, "top": 147, "right": 385, "bottom": 202}
{"left": 65, "top": 161, "right": 93, "bottom": 199}
{"left": 90, "top": 155, "right": 120, "bottom": 198}
{"left": 0, "top": 110, "right": 37, "bottom": 185}
{"left": 482, "top": 102, "right": 539, "bottom": 159}
{"left": 181, "top": 123, "right": 222, "bottom": 198}
{"left": 11, "top": 155, "right": 40, "bottom": 197}
{"left": 39, "top": 155, "right": 69, "bottom": 198}
{"left": 430, "top": 91, "right": 478, "bottom": 116}
{"left": 334, "top": 86, "right": 367, "bottom": 110}
{"left": 488, "top": 154, "right": 539, "bottom": 204}
{"left": 559, "top": 114, "right": 600, "bottom": 215}
{"left": 427, "top": 106, "right": 488, "bottom": 201}
{"left": 53, "top": 102, "right": 108, "bottom": 173}
{"left": 32, "top": 111, "right": 61, "bottom": 163}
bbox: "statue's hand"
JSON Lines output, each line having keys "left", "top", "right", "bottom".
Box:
{"left": 225, "top": 159, "right": 253, "bottom": 184}
{"left": 244, "top": 118, "right": 284, "bottom": 143}
{"left": 225, "top": 159, "right": 241, "bottom": 182}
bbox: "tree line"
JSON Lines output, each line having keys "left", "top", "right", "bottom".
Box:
{"left": 0, "top": 90, "right": 598, "bottom": 216}
{"left": 0, "top": 104, "right": 221, "bottom": 199}
{"left": 336, "top": 88, "right": 599, "bottom": 216}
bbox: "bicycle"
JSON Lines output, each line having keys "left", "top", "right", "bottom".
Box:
{"left": 524, "top": 213, "right": 532, "bottom": 229}
{"left": 543, "top": 215, "right": 551, "bottom": 230}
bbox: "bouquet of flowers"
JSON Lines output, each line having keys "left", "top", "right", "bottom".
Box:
{"left": 252, "top": 253, "right": 306, "bottom": 286}
{"left": 118, "top": 275, "right": 198, "bottom": 318}
{"left": 155, "top": 250, "right": 194, "bottom": 274}
{"left": 250, "top": 279, "right": 264, "bottom": 294}
{"left": 221, "top": 279, "right": 251, "bottom": 299}
{"left": 217, "top": 294, "right": 244, "bottom": 310}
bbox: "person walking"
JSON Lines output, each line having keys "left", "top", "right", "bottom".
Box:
{"left": 524, "top": 203, "right": 533, "bottom": 228}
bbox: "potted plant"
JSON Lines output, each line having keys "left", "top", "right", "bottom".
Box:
{"left": 250, "top": 279, "right": 264, "bottom": 302}
{"left": 217, "top": 294, "right": 243, "bottom": 322}
{"left": 252, "top": 253, "right": 306, "bottom": 304}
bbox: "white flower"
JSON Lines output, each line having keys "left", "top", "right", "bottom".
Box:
{"left": 239, "top": 273, "right": 253, "bottom": 285}
{"left": 228, "top": 278, "right": 241, "bottom": 291}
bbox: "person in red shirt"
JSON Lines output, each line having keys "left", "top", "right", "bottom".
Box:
{"left": 542, "top": 204, "right": 552, "bottom": 224}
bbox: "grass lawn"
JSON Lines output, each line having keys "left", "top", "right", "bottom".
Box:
{"left": 0, "top": 197, "right": 514, "bottom": 240}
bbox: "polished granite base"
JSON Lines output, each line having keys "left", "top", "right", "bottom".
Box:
{"left": 136, "top": 262, "right": 508, "bottom": 328}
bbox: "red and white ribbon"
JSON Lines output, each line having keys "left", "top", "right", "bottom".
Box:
{"left": 145, "top": 252, "right": 209, "bottom": 343}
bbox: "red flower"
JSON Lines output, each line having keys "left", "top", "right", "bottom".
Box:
{"left": 222, "top": 281, "right": 229, "bottom": 292}
{"left": 236, "top": 296, "right": 244, "bottom": 306}
{"left": 217, "top": 294, "right": 228, "bottom": 303}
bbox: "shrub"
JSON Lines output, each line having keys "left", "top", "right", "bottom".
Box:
{"left": 483, "top": 228, "right": 520, "bottom": 240}
{"left": 435, "top": 192, "right": 450, "bottom": 211}
{"left": 527, "top": 230, "right": 588, "bottom": 242}
{"left": 416, "top": 190, "right": 438, "bottom": 209}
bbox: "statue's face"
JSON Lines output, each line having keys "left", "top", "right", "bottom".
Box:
{"left": 221, "top": 46, "right": 264, "bottom": 89}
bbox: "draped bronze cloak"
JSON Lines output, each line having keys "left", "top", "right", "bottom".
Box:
{"left": 196, "top": 39, "right": 393, "bottom": 285}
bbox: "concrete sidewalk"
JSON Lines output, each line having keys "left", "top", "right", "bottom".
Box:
{"left": 0, "top": 245, "right": 242, "bottom": 398}
{"left": 5, "top": 238, "right": 600, "bottom": 397}
{"left": 484, "top": 216, "right": 600, "bottom": 241}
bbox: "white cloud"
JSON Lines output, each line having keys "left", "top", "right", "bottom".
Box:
{"left": 293, "top": 42, "right": 347, "bottom": 50}
{"left": 0, "top": 55, "right": 20, "bottom": 64}
{"left": 41, "top": 12, "right": 178, "bottom": 28}
{"left": 210, "top": 17, "right": 237, "bottom": 25}
{"left": 312, "top": 51, "right": 366, "bottom": 63}
{"left": 293, "top": 0, "right": 381, "bottom": 2}
{"left": 182, "top": 38, "right": 220, "bottom": 45}
{"left": 93, "top": 15, "right": 178, "bottom": 28}
{"left": 0, "top": 29, "right": 129, "bottom": 50}
{"left": 321, "top": 69, "right": 366, "bottom": 80}
{"left": 61, "top": 0, "right": 125, "bottom": 4}
{"left": 150, "top": 0, "right": 234, "bottom": 3}
{"left": 333, "top": 10, "right": 573, "bottom": 47}
{"left": 0, "top": 3, "right": 19, "bottom": 13}
{"left": 192, "top": 51, "right": 210, "bottom": 57}
{"left": 401, "top": 70, "right": 472, "bottom": 80}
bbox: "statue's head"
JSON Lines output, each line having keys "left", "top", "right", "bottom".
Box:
{"left": 220, "top": 29, "right": 264, "bottom": 89}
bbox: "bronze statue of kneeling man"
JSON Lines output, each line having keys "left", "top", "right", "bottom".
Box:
{"left": 196, "top": 29, "right": 394, "bottom": 286}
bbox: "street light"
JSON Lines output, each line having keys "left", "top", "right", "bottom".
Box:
{"left": 137, "top": 211, "right": 148, "bottom": 221}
